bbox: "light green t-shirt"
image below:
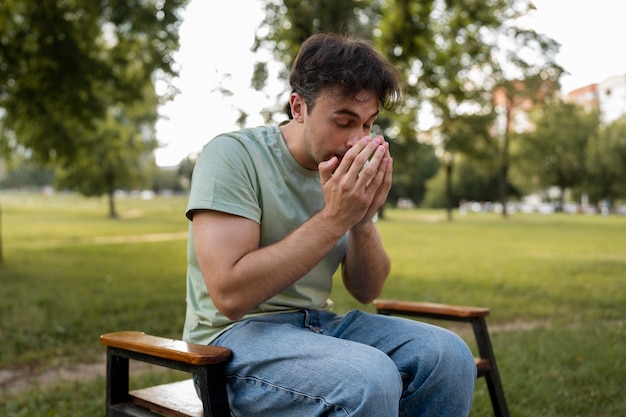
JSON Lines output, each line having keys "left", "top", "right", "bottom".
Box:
{"left": 183, "top": 125, "right": 349, "bottom": 344}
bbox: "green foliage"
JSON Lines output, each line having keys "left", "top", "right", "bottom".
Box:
{"left": 0, "top": 154, "right": 55, "bottom": 189}
{"left": 54, "top": 82, "right": 160, "bottom": 200}
{"left": 387, "top": 136, "right": 440, "bottom": 205}
{"left": 422, "top": 156, "right": 520, "bottom": 207}
{"left": 377, "top": 0, "right": 563, "bottom": 217}
{"left": 0, "top": 0, "right": 189, "bottom": 206}
{"left": 251, "top": 0, "right": 564, "bottom": 219}
{"left": 585, "top": 115, "right": 626, "bottom": 204}
{"left": 516, "top": 100, "right": 599, "bottom": 202}
{"left": 252, "top": 0, "right": 380, "bottom": 85}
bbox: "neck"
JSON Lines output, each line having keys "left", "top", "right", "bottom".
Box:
{"left": 279, "top": 121, "right": 312, "bottom": 170}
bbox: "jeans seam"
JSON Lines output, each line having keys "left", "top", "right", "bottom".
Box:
{"left": 228, "top": 374, "right": 350, "bottom": 416}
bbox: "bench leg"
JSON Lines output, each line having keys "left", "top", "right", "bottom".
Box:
{"left": 197, "top": 363, "right": 230, "bottom": 417}
{"left": 106, "top": 350, "right": 130, "bottom": 414}
{"left": 472, "top": 318, "right": 510, "bottom": 417}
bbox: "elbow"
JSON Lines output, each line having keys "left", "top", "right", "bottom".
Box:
{"left": 346, "top": 281, "right": 384, "bottom": 305}
{"left": 221, "top": 310, "right": 246, "bottom": 322}
{"left": 213, "top": 295, "right": 248, "bottom": 322}
{"left": 203, "top": 274, "right": 250, "bottom": 321}
{"left": 352, "top": 288, "right": 383, "bottom": 305}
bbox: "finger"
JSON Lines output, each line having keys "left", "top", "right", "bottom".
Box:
{"left": 359, "top": 147, "right": 388, "bottom": 191}
{"left": 318, "top": 156, "right": 339, "bottom": 184}
{"left": 334, "top": 136, "right": 375, "bottom": 177}
{"left": 356, "top": 143, "right": 387, "bottom": 187}
{"left": 350, "top": 140, "right": 385, "bottom": 181}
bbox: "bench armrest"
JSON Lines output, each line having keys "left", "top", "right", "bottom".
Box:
{"left": 373, "top": 299, "right": 490, "bottom": 319}
{"left": 100, "top": 331, "right": 231, "bottom": 366}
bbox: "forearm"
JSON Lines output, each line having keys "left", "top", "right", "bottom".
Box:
{"left": 202, "top": 210, "right": 347, "bottom": 320}
{"left": 342, "top": 220, "right": 390, "bottom": 304}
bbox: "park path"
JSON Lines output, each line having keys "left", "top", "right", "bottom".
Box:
{"left": 0, "top": 356, "right": 166, "bottom": 394}
{"left": 12, "top": 231, "right": 189, "bottom": 250}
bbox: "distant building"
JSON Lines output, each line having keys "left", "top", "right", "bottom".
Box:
{"left": 565, "top": 72, "right": 626, "bottom": 124}
{"left": 493, "top": 79, "right": 556, "bottom": 135}
{"left": 598, "top": 73, "right": 626, "bottom": 123}
{"left": 565, "top": 84, "right": 598, "bottom": 113}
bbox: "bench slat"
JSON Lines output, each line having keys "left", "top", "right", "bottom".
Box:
{"left": 475, "top": 357, "right": 489, "bottom": 371}
{"left": 374, "top": 299, "right": 490, "bottom": 318}
{"left": 130, "top": 379, "right": 203, "bottom": 417}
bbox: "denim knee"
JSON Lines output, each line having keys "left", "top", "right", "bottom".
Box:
{"left": 422, "top": 328, "right": 475, "bottom": 386}
{"left": 400, "top": 328, "right": 476, "bottom": 416}
{"left": 336, "top": 347, "right": 402, "bottom": 416}
{"left": 438, "top": 329, "right": 477, "bottom": 382}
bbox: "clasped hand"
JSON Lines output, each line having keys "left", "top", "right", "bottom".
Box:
{"left": 318, "top": 135, "right": 393, "bottom": 231}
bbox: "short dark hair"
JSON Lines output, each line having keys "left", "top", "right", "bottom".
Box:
{"left": 289, "top": 33, "right": 402, "bottom": 113}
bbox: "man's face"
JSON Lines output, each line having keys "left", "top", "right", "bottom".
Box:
{"left": 299, "top": 89, "right": 379, "bottom": 170}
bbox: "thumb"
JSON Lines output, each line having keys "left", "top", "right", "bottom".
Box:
{"left": 318, "top": 156, "right": 338, "bottom": 184}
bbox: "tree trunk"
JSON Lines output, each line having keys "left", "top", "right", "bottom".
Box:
{"left": 107, "top": 185, "right": 118, "bottom": 219}
{"left": 498, "top": 155, "right": 509, "bottom": 218}
{"left": 499, "top": 108, "right": 512, "bottom": 218}
{"left": 559, "top": 186, "right": 566, "bottom": 212}
{"left": 445, "top": 157, "right": 454, "bottom": 222}
{"left": 0, "top": 200, "right": 3, "bottom": 263}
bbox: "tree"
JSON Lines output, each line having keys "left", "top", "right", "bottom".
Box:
{"left": 422, "top": 155, "right": 519, "bottom": 209}
{"left": 376, "top": 0, "right": 562, "bottom": 219}
{"left": 387, "top": 135, "right": 440, "bottom": 206}
{"left": 585, "top": 115, "right": 626, "bottom": 208}
{"left": 517, "top": 100, "right": 598, "bottom": 209}
{"left": 0, "top": 0, "right": 189, "bottom": 258}
{"left": 253, "top": 0, "right": 379, "bottom": 77}
{"left": 55, "top": 81, "right": 161, "bottom": 217}
{"left": 0, "top": 0, "right": 187, "bottom": 166}
{"left": 0, "top": 153, "right": 55, "bottom": 189}
{"left": 491, "top": 74, "right": 561, "bottom": 217}
{"left": 250, "top": 0, "right": 563, "bottom": 222}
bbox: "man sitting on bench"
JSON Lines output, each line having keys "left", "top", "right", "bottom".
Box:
{"left": 183, "top": 32, "right": 477, "bottom": 416}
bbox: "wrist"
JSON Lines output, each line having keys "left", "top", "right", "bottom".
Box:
{"left": 350, "top": 217, "right": 376, "bottom": 236}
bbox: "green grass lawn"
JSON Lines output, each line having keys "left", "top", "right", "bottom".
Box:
{"left": 1, "top": 191, "right": 625, "bottom": 416}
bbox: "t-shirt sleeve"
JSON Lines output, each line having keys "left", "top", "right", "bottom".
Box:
{"left": 185, "top": 135, "right": 262, "bottom": 223}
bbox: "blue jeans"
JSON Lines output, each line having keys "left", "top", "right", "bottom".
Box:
{"left": 200, "top": 309, "right": 476, "bottom": 416}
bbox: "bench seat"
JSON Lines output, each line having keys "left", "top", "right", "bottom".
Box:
{"left": 130, "top": 379, "right": 202, "bottom": 417}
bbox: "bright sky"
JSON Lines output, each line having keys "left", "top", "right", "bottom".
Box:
{"left": 154, "top": 0, "right": 626, "bottom": 167}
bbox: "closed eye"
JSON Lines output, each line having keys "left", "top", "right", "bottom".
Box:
{"left": 335, "top": 121, "right": 372, "bottom": 130}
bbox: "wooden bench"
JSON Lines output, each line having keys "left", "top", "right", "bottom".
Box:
{"left": 100, "top": 331, "right": 231, "bottom": 416}
{"left": 101, "top": 300, "right": 509, "bottom": 417}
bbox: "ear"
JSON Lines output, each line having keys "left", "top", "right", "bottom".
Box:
{"left": 289, "top": 92, "right": 306, "bottom": 123}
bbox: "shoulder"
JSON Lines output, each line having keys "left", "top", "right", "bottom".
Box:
{"left": 200, "top": 126, "right": 280, "bottom": 156}
{"left": 212, "top": 125, "right": 280, "bottom": 145}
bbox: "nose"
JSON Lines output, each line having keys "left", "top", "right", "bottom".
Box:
{"left": 347, "top": 126, "right": 369, "bottom": 147}
{"left": 346, "top": 135, "right": 359, "bottom": 148}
